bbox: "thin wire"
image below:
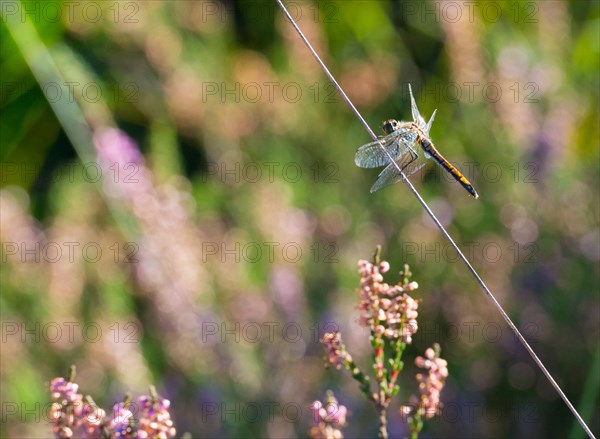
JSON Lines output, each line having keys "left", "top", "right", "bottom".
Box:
{"left": 274, "top": 1, "right": 595, "bottom": 437}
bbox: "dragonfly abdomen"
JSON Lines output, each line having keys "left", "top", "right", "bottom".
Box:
{"left": 419, "top": 136, "right": 479, "bottom": 199}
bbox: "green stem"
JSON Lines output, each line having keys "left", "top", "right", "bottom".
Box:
{"left": 344, "top": 357, "right": 374, "bottom": 402}
{"left": 408, "top": 412, "right": 424, "bottom": 439}
{"left": 374, "top": 245, "right": 382, "bottom": 265}
{"left": 149, "top": 385, "right": 158, "bottom": 401}
{"left": 67, "top": 365, "right": 76, "bottom": 382}
{"left": 378, "top": 406, "right": 388, "bottom": 439}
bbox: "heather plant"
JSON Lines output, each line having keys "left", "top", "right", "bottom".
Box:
{"left": 401, "top": 344, "right": 448, "bottom": 439}
{"left": 320, "top": 247, "right": 447, "bottom": 439}
{"left": 49, "top": 366, "right": 176, "bottom": 439}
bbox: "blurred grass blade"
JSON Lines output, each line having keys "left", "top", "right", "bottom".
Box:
{"left": 1, "top": 2, "right": 137, "bottom": 236}
{"left": 570, "top": 343, "right": 600, "bottom": 439}
{"left": 1, "top": 4, "right": 96, "bottom": 163}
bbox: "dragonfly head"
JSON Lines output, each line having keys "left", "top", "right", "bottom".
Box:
{"left": 382, "top": 119, "right": 401, "bottom": 135}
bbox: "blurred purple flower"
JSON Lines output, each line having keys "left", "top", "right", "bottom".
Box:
{"left": 107, "top": 402, "right": 135, "bottom": 438}
{"left": 94, "top": 128, "right": 144, "bottom": 167}
{"left": 49, "top": 377, "right": 84, "bottom": 438}
{"left": 93, "top": 128, "right": 153, "bottom": 200}
{"left": 309, "top": 391, "right": 348, "bottom": 439}
{"left": 92, "top": 126, "right": 208, "bottom": 370}
{"left": 81, "top": 403, "right": 106, "bottom": 439}
{"left": 137, "top": 392, "right": 176, "bottom": 439}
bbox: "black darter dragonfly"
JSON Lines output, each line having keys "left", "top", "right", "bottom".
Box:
{"left": 355, "top": 85, "right": 479, "bottom": 198}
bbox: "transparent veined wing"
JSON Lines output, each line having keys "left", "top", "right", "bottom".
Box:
{"left": 354, "top": 134, "right": 403, "bottom": 168}
{"left": 369, "top": 145, "right": 427, "bottom": 193}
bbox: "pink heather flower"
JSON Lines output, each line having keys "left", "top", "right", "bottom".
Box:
{"left": 50, "top": 378, "right": 81, "bottom": 403}
{"left": 406, "top": 281, "right": 419, "bottom": 291}
{"left": 107, "top": 402, "right": 135, "bottom": 438}
{"left": 81, "top": 403, "right": 106, "bottom": 439}
{"left": 49, "top": 377, "right": 85, "bottom": 438}
{"left": 309, "top": 391, "right": 348, "bottom": 439}
{"left": 49, "top": 370, "right": 177, "bottom": 439}
{"left": 357, "top": 259, "right": 419, "bottom": 343}
{"left": 310, "top": 400, "right": 347, "bottom": 426}
{"left": 92, "top": 127, "right": 153, "bottom": 200}
{"left": 137, "top": 394, "right": 176, "bottom": 439}
{"left": 414, "top": 346, "right": 449, "bottom": 419}
{"left": 94, "top": 128, "right": 144, "bottom": 168}
{"left": 321, "top": 332, "right": 350, "bottom": 369}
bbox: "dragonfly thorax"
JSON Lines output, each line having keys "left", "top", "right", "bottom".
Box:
{"left": 382, "top": 119, "right": 401, "bottom": 134}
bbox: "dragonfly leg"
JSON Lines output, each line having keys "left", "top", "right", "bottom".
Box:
{"left": 400, "top": 147, "right": 418, "bottom": 173}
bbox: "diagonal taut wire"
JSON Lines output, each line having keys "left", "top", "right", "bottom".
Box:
{"left": 274, "top": 1, "right": 595, "bottom": 437}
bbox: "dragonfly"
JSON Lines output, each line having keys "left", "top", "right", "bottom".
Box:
{"left": 355, "top": 84, "right": 479, "bottom": 198}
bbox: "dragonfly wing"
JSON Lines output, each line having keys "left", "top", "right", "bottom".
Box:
{"left": 355, "top": 136, "right": 402, "bottom": 168}
{"left": 369, "top": 145, "right": 427, "bottom": 193}
{"left": 370, "top": 162, "right": 402, "bottom": 192}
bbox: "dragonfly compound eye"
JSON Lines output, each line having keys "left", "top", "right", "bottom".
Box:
{"left": 382, "top": 120, "right": 398, "bottom": 135}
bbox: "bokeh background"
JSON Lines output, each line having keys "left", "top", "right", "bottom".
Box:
{"left": 1, "top": 0, "right": 599, "bottom": 437}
